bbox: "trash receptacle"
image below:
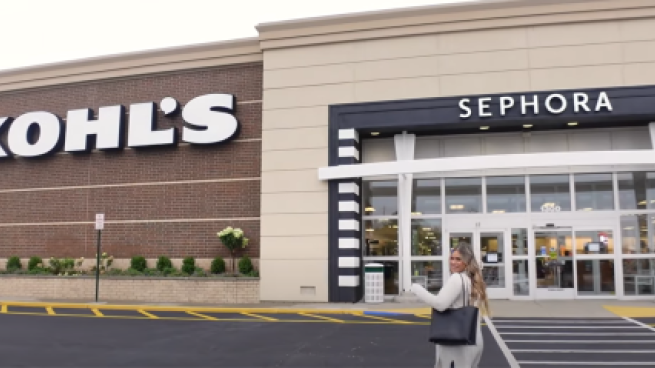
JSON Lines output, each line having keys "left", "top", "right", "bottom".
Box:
{"left": 364, "top": 263, "right": 384, "bottom": 303}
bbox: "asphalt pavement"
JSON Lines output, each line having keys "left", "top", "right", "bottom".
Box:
{"left": 0, "top": 312, "right": 509, "bottom": 368}
{"left": 1, "top": 306, "right": 654, "bottom": 367}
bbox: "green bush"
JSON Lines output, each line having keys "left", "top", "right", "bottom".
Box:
{"left": 210, "top": 257, "right": 226, "bottom": 274}
{"left": 181, "top": 256, "right": 195, "bottom": 275}
{"left": 7, "top": 256, "right": 21, "bottom": 271}
{"left": 28, "top": 256, "right": 42, "bottom": 271}
{"left": 143, "top": 268, "right": 159, "bottom": 276}
{"left": 156, "top": 256, "right": 172, "bottom": 271}
{"left": 238, "top": 256, "right": 253, "bottom": 275}
{"left": 130, "top": 256, "right": 147, "bottom": 272}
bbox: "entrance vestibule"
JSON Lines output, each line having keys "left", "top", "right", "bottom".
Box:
{"left": 362, "top": 172, "right": 655, "bottom": 301}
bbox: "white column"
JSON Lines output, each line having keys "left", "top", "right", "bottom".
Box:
{"left": 394, "top": 132, "right": 416, "bottom": 293}
{"left": 649, "top": 122, "right": 655, "bottom": 150}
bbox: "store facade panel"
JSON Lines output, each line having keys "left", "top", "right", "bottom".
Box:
{"left": 257, "top": 0, "right": 655, "bottom": 302}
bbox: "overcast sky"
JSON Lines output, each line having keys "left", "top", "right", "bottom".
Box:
{"left": 1, "top": 0, "right": 474, "bottom": 71}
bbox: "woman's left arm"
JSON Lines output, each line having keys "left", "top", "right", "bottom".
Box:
{"left": 409, "top": 275, "right": 462, "bottom": 312}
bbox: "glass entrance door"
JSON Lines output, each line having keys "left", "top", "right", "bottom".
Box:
{"left": 447, "top": 229, "right": 511, "bottom": 299}
{"left": 534, "top": 228, "right": 576, "bottom": 299}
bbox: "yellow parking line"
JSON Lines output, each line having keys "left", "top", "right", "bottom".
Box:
{"left": 359, "top": 315, "right": 411, "bottom": 324}
{"left": 242, "top": 312, "right": 278, "bottom": 321}
{"left": 1, "top": 304, "right": 6, "bottom": 313}
{"left": 187, "top": 311, "right": 218, "bottom": 320}
{"left": 91, "top": 308, "right": 104, "bottom": 317}
{"left": 299, "top": 313, "right": 344, "bottom": 323}
{"left": 414, "top": 314, "right": 431, "bottom": 319}
{"left": 138, "top": 310, "right": 159, "bottom": 319}
{"left": 46, "top": 307, "right": 55, "bottom": 315}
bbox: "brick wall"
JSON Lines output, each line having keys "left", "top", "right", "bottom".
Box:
{"left": 0, "top": 276, "right": 259, "bottom": 304}
{"left": 0, "top": 63, "right": 263, "bottom": 260}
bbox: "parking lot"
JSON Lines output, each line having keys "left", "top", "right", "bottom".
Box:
{"left": 494, "top": 316, "right": 655, "bottom": 367}
{"left": 0, "top": 307, "right": 511, "bottom": 368}
{"left": 1, "top": 301, "right": 654, "bottom": 367}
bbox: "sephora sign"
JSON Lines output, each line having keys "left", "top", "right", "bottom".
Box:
{"left": 0, "top": 93, "right": 239, "bottom": 159}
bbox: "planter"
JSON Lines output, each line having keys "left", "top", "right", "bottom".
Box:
{"left": 0, "top": 275, "right": 260, "bottom": 304}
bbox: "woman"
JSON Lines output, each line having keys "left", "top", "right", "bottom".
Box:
{"left": 409, "top": 242, "right": 489, "bottom": 368}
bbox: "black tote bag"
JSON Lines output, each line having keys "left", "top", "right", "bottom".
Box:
{"left": 428, "top": 273, "right": 479, "bottom": 346}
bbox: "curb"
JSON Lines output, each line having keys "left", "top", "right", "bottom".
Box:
{"left": 0, "top": 301, "right": 372, "bottom": 315}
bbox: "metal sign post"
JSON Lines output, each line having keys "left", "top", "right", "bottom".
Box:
{"left": 95, "top": 214, "right": 104, "bottom": 302}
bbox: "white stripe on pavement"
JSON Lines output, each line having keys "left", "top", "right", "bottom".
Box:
{"left": 505, "top": 339, "right": 655, "bottom": 343}
{"left": 483, "top": 316, "right": 520, "bottom": 368}
{"left": 519, "top": 362, "right": 655, "bottom": 366}
{"left": 492, "top": 320, "right": 630, "bottom": 324}
{"left": 495, "top": 325, "right": 642, "bottom": 329}
{"left": 500, "top": 332, "right": 653, "bottom": 336}
{"left": 623, "top": 316, "right": 655, "bottom": 333}
{"left": 512, "top": 349, "right": 655, "bottom": 353}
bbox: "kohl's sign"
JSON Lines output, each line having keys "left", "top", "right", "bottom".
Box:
{"left": 458, "top": 91, "right": 613, "bottom": 119}
{"left": 0, "top": 93, "right": 239, "bottom": 159}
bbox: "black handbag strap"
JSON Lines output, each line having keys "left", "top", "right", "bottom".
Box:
{"left": 458, "top": 273, "right": 469, "bottom": 307}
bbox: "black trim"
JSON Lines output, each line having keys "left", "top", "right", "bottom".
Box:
{"left": 338, "top": 248, "right": 361, "bottom": 258}
{"left": 338, "top": 230, "right": 361, "bottom": 239}
{"left": 338, "top": 212, "right": 359, "bottom": 220}
{"left": 338, "top": 157, "right": 360, "bottom": 165}
{"left": 338, "top": 268, "right": 360, "bottom": 276}
{"left": 339, "top": 286, "right": 360, "bottom": 301}
{"left": 338, "top": 193, "right": 360, "bottom": 203}
{"left": 328, "top": 180, "right": 340, "bottom": 302}
{"left": 338, "top": 138, "right": 358, "bottom": 147}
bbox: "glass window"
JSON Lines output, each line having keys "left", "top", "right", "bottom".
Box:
{"left": 618, "top": 172, "right": 655, "bottom": 210}
{"left": 574, "top": 173, "right": 614, "bottom": 211}
{"left": 512, "top": 228, "right": 529, "bottom": 256}
{"left": 411, "top": 219, "right": 442, "bottom": 256}
{"left": 365, "top": 261, "right": 399, "bottom": 295}
{"left": 411, "top": 261, "right": 443, "bottom": 293}
{"left": 363, "top": 219, "right": 398, "bottom": 256}
{"left": 362, "top": 180, "right": 398, "bottom": 216}
{"left": 534, "top": 230, "right": 574, "bottom": 289}
{"left": 411, "top": 179, "right": 441, "bottom": 215}
{"left": 576, "top": 260, "right": 615, "bottom": 296}
{"left": 480, "top": 231, "right": 505, "bottom": 288}
{"left": 575, "top": 230, "right": 614, "bottom": 255}
{"left": 445, "top": 178, "right": 482, "bottom": 214}
{"left": 622, "top": 259, "right": 655, "bottom": 296}
{"left": 620, "top": 215, "right": 655, "bottom": 255}
{"left": 512, "top": 260, "right": 529, "bottom": 296}
{"left": 530, "top": 174, "right": 571, "bottom": 212}
{"left": 486, "top": 176, "right": 526, "bottom": 213}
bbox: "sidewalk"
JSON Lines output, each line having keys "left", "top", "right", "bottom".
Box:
{"left": 1, "top": 297, "right": 654, "bottom": 318}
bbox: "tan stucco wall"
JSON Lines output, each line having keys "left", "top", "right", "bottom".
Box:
{"left": 258, "top": 0, "right": 655, "bottom": 301}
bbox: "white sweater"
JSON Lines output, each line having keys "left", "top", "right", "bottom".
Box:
{"left": 410, "top": 273, "right": 483, "bottom": 368}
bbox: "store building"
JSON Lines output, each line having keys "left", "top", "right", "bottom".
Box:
{"left": 257, "top": 0, "right": 655, "bottom": 303}
{"left": 0, "top": 40, "right": 263, "bottom": 271}
{"left": 2, "top": 0, "right": 655, "bottom": 304}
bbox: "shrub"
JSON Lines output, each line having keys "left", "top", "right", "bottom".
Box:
{"left": 7, "top": 256, "right": 22, "bottom": 271}
{"left": 28, "top": 256, "right": 42, "bottom": 271}
{"left": 210, "top": 257, "right": 226, "bottom": 274}
{"left": 181, "top": 256, "right": 195, "bottom": 275}
{"left": 131, "top": 256, "right": 147, "bottom": 272}
{"left": 238, "top": 256, "right": 254, "bottom": 275}
{"left": 156, "top": 256, "right": 172, "bottom": 271}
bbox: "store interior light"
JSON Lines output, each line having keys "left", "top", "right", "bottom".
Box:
{"left": 480, "top": 126, "right": 489, "bottom": 130}
{"left": 568, "top": 121, "right": 578, "bottom": 126}
{"left": 365, "top": 206, "right": 375, "bottom": 212}
{"left": 523, "top": 124, "right": 533, "bottom": 128}
{"left": 371, "top": 132, "right": 380, "bottom": 136}
{"left": 492, "top": 210, "right": 506, "bottom": 214}
{"left": 450, "top": 204, "right": 464, "bottom": 210}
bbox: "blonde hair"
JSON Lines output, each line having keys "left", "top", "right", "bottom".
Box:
{"left": 454, "top": 242, "right": 490, "bottom": 316}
